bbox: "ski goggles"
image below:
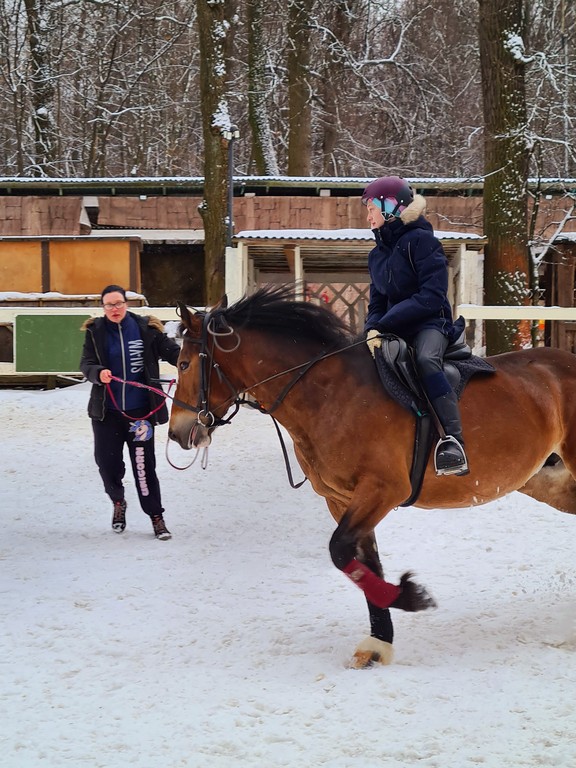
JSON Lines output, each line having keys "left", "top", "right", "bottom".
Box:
{"left": 364, "top": 197, "right": 404, "bottom": 218}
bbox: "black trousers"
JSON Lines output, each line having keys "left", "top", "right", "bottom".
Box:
{"left": 412, "top": 328, "right": 452, "bottom": 399}
{"left": 92, "top": 410, "right": 164, "bottom": 518}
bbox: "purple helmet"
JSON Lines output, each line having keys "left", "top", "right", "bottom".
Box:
{"left": 361, "top": 175, "right": 414, "bottom": 218}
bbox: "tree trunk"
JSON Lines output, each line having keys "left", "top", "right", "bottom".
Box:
{"left": 197, "top": 0, "right": 234, "bottom": 304}
{"left": 247, "top": 0, "right": 279, "bottom": 175}
{"left": 478, "top": 0, "right": 531, "bottom": 353}
{"left": 287, "top": 0, "right": 313, "bottom": 175}
{"left": 24, "top": 0, "right": 57, "bottom": 176}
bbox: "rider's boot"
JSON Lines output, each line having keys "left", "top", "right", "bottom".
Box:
{"left": 431, "top": 392, "right": 469, "bottom": 476}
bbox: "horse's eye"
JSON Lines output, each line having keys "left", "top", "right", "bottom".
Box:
{"left": 179, "top": 360, "right": 190, "bottom": 372}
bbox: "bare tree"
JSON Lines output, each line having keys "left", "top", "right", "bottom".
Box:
{"left": 0, "top": 0, "right": 29, "bottom": 174}
{"left": 197, "top": 0, "right": 236, "bottom": 303}
{"left": 0, "top": 0, "right": 573, "bottom": 188}
{"left": 23, "top": 0, "right": 61, "bottom": 175}
{"left": 479, "top": 0, "right": 531, "bottom": 353}
{"left": 246, "top": 0, "right": 279, "bottom": 174}
{"left": 287, "top": 0, "right": 314, "bottom": 175}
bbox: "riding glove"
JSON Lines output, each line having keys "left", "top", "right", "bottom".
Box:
{"left": 366, "top": 329, "right": 383, "bottom": 358}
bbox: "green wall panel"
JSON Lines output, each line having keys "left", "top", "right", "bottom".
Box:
{"left": 15, "top": 315, "right": 90, "bottom": 373}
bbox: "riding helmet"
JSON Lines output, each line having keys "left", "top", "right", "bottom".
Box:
{"left": 361, "top": 175, "right": 414, "bottom": 218}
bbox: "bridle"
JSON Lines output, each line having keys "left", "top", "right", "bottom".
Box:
{"left": 174, "top": 309, "right": 243, "bottom": 429}
{"left": 178, "top": 306, "right": 369, "bottom": 426}
{"left": 175, "top": 306, "right": 368, "bottom": 486}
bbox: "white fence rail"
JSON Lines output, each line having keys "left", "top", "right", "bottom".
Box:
{"left": 1, "top": 304, "right": 575, "bottom": 380}
{"left": 458, "top": 305, "right": 576, "bottom": 321}
{"left": 457, "top": 304, "right": 576, "bottom": 355}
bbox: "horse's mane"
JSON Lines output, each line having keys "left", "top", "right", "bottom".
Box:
{"left": 219, "top": 285, "right": 354, "bottom": 348}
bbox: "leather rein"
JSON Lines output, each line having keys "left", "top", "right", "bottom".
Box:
{"left": 176, "top": 307, "right": 367, "bottom": 487}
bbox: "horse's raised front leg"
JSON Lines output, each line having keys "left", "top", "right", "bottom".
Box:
{"left": 329, "top": 514, "right": 437, "bottom": 669}
{"left": 350, "top": 531, "right": 395, "bottom": 669}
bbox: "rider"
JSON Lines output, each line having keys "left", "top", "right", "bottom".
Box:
{"left": 362, "top": 175, "right": 469, "bottom": 476}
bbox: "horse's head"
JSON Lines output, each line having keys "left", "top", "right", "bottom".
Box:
{"left": 169, "top": 285, "right": 353, "bottom": 450}
{"left": 169, "top": 296, "right": 238, "bottom": 450}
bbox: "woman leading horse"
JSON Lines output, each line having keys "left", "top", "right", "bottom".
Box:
{"left": 169, "top": 286, "right": 576, "bottom": 668}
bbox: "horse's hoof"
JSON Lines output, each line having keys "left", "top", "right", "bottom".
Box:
{"left": 349, "top": 637, "right": 394, "bottom": 669}
{"left": 391, "top": 571, "right": 437, "bottom": 612}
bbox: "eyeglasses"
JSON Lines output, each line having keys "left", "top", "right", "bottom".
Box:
{"left": 103, "top": 301, "right": 126, "bottom": 310}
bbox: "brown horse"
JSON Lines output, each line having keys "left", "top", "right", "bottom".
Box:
{"left": 169, "top": 285, "right": 576, "bottom": 668}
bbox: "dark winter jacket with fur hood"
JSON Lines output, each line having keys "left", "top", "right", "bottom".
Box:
{"left": 364, "top": 194, "right": 465, "bottom": 343}
{"left": 80, "top": 312, "right": 180, "bottom": 424}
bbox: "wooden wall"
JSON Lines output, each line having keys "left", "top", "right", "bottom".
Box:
{"left": 1, "top": 197, "right": 87, "bottom": 235}
{"left": 1, "top": 193, "right": 573, "bottom": 238}
{"left": 0, "top": 238, "right": 141, "bottom": 294}
{"left": 97, "top": 194, "right": 485, "bottom": 233}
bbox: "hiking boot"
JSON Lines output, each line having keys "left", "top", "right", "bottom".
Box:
{"left": 151, "top": 515, "right": 171, "bottom": 540}
{"left": 112, "top": 499, "right": 127, "bottom": 533}
{"left": 434, "top": 436, "right": 470, "bottom": 476}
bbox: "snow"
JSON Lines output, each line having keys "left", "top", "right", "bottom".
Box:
{"left": 236, "top": 228, "right": 486, "bottom": 242}
{"left": 1, "top": 175, "right": 576, "bottom": 185}
{"left": 3, "top": 383, "right": 576, "bottom": 768}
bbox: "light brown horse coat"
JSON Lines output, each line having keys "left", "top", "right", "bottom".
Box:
{"left": 169, "top": 287, "right": 576, "bottom": 666}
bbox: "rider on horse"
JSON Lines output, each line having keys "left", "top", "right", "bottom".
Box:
{"left": 362, "top": 175, "right": 469, "bottom": 476}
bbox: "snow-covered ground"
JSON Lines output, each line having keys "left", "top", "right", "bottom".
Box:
{"left": 2, "top": 383, "right": 576, "bottom": 768}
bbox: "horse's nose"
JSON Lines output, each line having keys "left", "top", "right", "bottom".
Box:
{"left": 168, "top": 428, "right": 184, "bottom": 448}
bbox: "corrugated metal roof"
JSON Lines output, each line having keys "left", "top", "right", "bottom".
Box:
{"left": 236, "top": 228, "right": 487, "bottom": 242}
{"left": 0, "top": 175, "right": 575, "bottom": 195}
{"left": 236, "top": 229, "right": 486, "bottom": 274}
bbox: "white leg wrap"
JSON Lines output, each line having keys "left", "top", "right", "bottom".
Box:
{"left": 350, "top": 636, "right": 394, "bottom": 668}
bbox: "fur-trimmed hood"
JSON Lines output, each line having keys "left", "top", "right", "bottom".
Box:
{"left": 399, "top": 194, "right": 427, "bottom": 225}
{"left": 81, "top": 313, "right": 164, "bottom": 332}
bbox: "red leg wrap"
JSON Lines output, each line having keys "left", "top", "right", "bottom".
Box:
{"left": 343, "top": 559, "right": 401, "bottom": 609}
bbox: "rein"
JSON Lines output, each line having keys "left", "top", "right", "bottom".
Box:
{"left": 176, "top": 308, "right": 369, "bottom": 488}
{"left": 105, "top": 376, "right": 177, "bottom": 420}
{"left": 107, "top": 310, "right": 367, "bottom": 486}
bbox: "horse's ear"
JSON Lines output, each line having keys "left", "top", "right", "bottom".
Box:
{"left": 176, "top": 301, "right": 194, "bottom": 326}
{"left": 213, "top": 294, "right": 228, "bottom": 310}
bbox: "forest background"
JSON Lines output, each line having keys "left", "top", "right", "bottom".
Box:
{"left": 0, "top": 0, "right": 575, "bottom": 351}
{"left": 0, "top": 0, "right": 573, "bottom": 180}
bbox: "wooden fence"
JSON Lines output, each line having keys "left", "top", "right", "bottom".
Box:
{"left": 1, "top": 304, "right": 576, "bottom": 385}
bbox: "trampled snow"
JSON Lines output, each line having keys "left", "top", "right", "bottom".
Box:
{"left": 2, "top": 384, "right": 576, "bottom": 767}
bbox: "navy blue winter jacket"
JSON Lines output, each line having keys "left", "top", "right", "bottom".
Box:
{"left": 80, "top": 312, "right": 181, "bottom": 424}
{"left": 364, "top": 195, "right": 465, "bottom": 343}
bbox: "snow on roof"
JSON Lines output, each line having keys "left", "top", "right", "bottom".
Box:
{"left": 236, "top": 228, "right": 487, "bottom": 242}
{"left": 88, "top": 229, "right": 204, "bottom": 242}
{"left": 0, "top": 175, "right": 575, "bottom": 187}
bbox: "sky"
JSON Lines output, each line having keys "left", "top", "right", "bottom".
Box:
{"left": 2, "top": 383, "right": 576, "bottom": 768}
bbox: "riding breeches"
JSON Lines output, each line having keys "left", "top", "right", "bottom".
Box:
{"left": 91, "top": 410, "right": 164, "bottom": 518}
{"left": 412, "top": 328, "right": 452, "bottom": 400}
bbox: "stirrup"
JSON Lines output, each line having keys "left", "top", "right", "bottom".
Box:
{"left": 434, "top": 436, "right": 469, "bottom": 477}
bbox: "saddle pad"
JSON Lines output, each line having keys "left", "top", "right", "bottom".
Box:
{"left": 453, "top": 355, "right": 496, "bottom": 398}
{"left": 374, "top": 347, "right": 495, "bottom": 413}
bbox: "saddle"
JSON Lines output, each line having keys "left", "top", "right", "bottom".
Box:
{"left": 373, "top": 333, "right": 495, "bottom": 506}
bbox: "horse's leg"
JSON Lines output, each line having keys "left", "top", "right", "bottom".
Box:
{"left": 520, "top": 447, "right": 576, "bottom": 515}
{"left": 329, "top": 510, "right": 436, "bottom": 668}
{"left": 350, "top": 531, "right": 395, "bottom": 669}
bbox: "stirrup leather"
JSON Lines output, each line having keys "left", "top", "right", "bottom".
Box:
{"left": 434, "top": 436, "right": 469, "bottom": 477}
